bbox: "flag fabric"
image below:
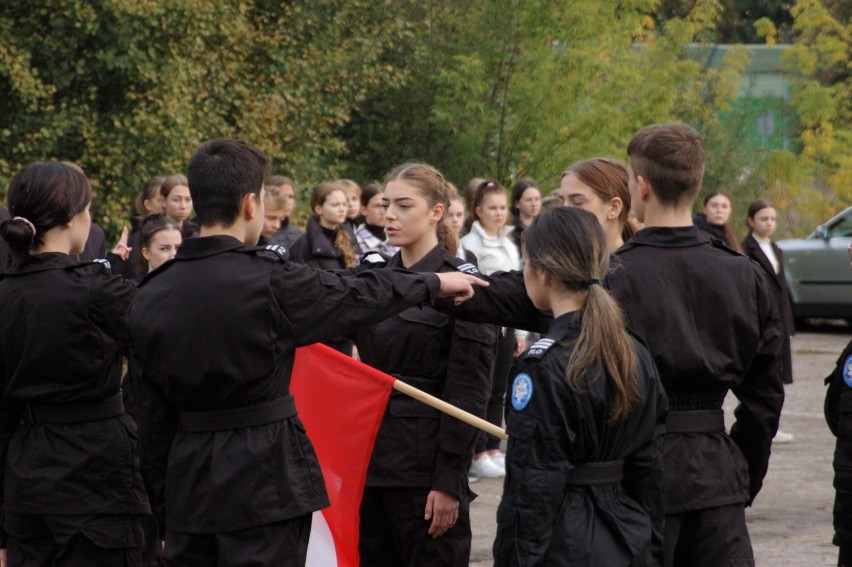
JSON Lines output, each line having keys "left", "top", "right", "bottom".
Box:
{"left": 291, "top": 343, "right": 396, "bottom": 567}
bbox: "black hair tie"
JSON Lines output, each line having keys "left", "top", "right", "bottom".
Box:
{"left": 564, "top": 278, "right": 600, "bottom": 289}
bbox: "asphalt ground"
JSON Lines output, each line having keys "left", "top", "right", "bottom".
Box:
{"left": 467, "top": 324, "right": 852, "bottom": 566}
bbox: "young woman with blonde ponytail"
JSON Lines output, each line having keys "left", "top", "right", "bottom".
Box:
{"left": 353, "top": 163, "right": 495, "bottom": 567}
{"left": 493, "top": 207, "right": 667, "bottom": 566}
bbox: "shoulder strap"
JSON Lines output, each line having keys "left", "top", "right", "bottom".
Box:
{"left": 443, "top": 255, "right": 482, "bottom": 277}
{"left": 523, "top": 337, "right": 556, "bottom": 360}
{"left": 64, "top": 258, "right": 112, "bottom": 275}
{"left": 238, "top": 244, "right": 289, "bottom": 262}
{"left": 359, "top": 251, "right": 392, "bottom": 268}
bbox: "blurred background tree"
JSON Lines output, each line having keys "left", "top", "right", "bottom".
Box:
{"left": 0, "top": 0, "right": 847, "bottom": 239}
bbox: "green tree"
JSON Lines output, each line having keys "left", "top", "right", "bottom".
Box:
{"left": 0, "top": 0, "right": 410, "bottom": 237}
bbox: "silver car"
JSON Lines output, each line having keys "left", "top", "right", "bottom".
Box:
{"left": 777, "top": 206, "right": 852, "bottom": 322}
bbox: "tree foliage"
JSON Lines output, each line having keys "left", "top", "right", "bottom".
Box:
{"left": 0, "top": 1, "right": 847, "bottom": 240}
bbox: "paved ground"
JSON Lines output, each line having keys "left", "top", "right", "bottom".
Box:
{"left": 467, "top": 324, "right": 852, "bottom": 566}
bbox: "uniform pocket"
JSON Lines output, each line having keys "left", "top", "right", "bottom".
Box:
{"left": 398, "top": 307, "right": 450, "bottom": 329}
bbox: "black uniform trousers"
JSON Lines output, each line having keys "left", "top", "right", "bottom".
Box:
{"left": 162, "top": 514, "right": 311, "bottom": 567}
{"left": 4, "top": 513, "right": 145, "bottom": 567}
{"left": 476, "top": 328, "right": 514, "bottom": 454}
{"left": 664, "top": 504, "right": 754, "bottom": 567}
{"left": 359, "top": 486, "right": 471, "bottom": 567}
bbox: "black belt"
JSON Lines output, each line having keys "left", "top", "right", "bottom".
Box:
{"left": 178, "top": 396, "right": 297, "bottom": 432}
{"left": 665, "top": 409, "right": 725, "bottom": 433}
{"left": 21, "top": 393, "right": 125, "bottom": 424}
{"left": 565, "top": 460, "right": 624, "bottom": 485}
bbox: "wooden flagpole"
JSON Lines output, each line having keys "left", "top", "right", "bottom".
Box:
{"left": 392, "top": 379, "right": 509, "bottom": 440}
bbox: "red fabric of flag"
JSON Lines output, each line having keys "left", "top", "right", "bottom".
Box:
{"left": 291, "top": 343, "right": 395, "bottom": 567}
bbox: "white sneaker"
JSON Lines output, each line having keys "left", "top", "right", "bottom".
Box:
{"left": 774, "top": 430, "right": 794, "bottom": 443}
{"left": 470, "top": 455, "right": 505, "bottom": 478}
{"left": 489, "top": 452, "right": 506, "bottom": 470}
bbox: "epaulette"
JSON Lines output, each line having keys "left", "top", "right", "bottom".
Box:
{"left": 65, "top": 258, "right": 112, "bottom": 275}
{"left": 709, "top": 238, "right": 744, "bottom": 257}
{"left": 240, "top": 244, "right": 289, "bottom": 262}
{"left": 360, "top": 251, "right": 391, "bottom": 267}
{"left": 523, "top": 337, "right": 556, "bottom": 360}
{"left": 443, "top": 255, "right": 481, "bottom": 276}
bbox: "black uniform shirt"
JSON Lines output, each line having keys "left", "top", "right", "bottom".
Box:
{"left": 0, "top": 253, "right": 148, "bottom": 535}
{"left": 126, "top": 235, "right": 440, "bottom": 534}
{"left": 355, "top": 245, "right": 495, "bottom": 501}
{"left": 494, "top": 312, "right": 667, "bottom": 566}
{"left": 607, "top": 226, "right": 784, "bottom": 511}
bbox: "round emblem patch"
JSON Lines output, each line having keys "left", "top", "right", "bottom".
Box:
{"left": 511, "top": 373, "right": 534, "bottom": 411}
{"left": 843, "top": 355, "right": 852, "bottom": 388}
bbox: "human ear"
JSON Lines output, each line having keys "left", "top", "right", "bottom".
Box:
{"left": 431, "top": 203, "right": 445, "bottom": 224}
{"left": 243, "top": 192, "right": 258, "bottom": 220}
{"left": 636, "top": 176, "right": 651, "bottom": 200}
{"left": 608, "top": 197, "right": 623, "bottom": 220}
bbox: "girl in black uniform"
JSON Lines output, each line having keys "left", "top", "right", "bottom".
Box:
{"left": 494, "top": 207, "right": 667, "bottom": 566}
{"left": 0, "top": 162, "right": 149, "bottom": 566}
{"left": 355, "top": 163, "right": 494, "bottom": 567}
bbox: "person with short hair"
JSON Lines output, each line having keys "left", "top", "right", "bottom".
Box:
{"left": 126, "top": 138, "right": 482, "bottom": 566}
{"left": 613, "top": 123, "right": 784, "bottom": 566}
{"left": 266, "top": 175, "right": 303, "bottom": 249}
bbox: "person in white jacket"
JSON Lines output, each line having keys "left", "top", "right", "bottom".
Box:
{"left": 460, "top": 180, "right": 524, "bottom": 478}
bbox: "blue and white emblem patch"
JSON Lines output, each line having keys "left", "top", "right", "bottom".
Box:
{"left": 511, "top": 373, "right": 534, "bottom": 411}
{"left": 843, "top": 355, "right": 852, "bottom": 388}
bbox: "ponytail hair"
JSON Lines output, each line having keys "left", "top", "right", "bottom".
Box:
{"left": 135, "top": 176, "right": 166, "bottom": 216}
{"left": 310, "top": 181, "right": 356, "bottom": 268}
{"left": 745, "top": 199, "right": 772, "bottom": 235}
{"left": 384, "top": 163, "right": 459, "bottom": 255}
{"left": 0, "top": 161, "right": 92, "bottom": 262}
{"left": 524, "top": 207, "right": 640, "bottom": 424}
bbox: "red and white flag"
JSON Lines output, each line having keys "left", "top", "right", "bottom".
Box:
{"left": 291, "top": 344, "right": 395, "bottom": 567}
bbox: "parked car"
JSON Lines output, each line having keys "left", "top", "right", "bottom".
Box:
{"left": 777, "top": 206, "right": 852, "bottom": 324}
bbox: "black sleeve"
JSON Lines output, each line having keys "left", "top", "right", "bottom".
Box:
{"left": 287, "top": 235, "right": 309, "bottom": 264}
{"left": 622, "top": 348, "right": 668, "bottom": 567}
{"left": 274, "top": 261, "right": 440, "bottom": 346}
{"left": 432, "top": 320, "right": 496, "bottom": 501}
{"left": 825, "top": 341, "right": 852, "bottom": 437}
{"left": 129, "top": 353, "right": 178, "bottom": 537}
{"left": 438, "top": 270, "right": 550, "bottom": 333}
{"left": 729, "top": 267, "right": 785, "bottom": 504}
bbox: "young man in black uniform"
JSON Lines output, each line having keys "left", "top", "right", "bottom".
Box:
{"left": 126, "top": 138, "right": 483, "bottom": 567}
{"left": 825, "top": 243, "right": 852, "bottom": 566}
{"left": 615, "top": 123, "right": 784, "bottom": 566}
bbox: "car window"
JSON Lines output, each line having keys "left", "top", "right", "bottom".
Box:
{"left": 829, "top": 215, "right": 852, "bottom": 238}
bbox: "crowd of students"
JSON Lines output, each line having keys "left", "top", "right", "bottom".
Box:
{"left": 0, "top": 122, "right": 825, "bottom": 567}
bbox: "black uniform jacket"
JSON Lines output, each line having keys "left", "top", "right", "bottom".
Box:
{"left": 355, "top": 245, "right": 495, "bottom": 502}
{"left": 608, "top": 227, "right": 784, "bottom": 512}
{"left": 0, "top": 254, "right": 149, "bottom": 544}
{"left": 825, "top": 339, "right": 852, "bottom": 549}
{"left": 494, "top": 313, "right": 667, "bottom": 567}
{"left": 289, "top": 217, "right": 347, "bottom": 271}
{"left": 742, "top": 234, "right": 795, "bottom": 384}
{"left": 442, "top": 226, "right": 784, "bottom": 513}
{"left": 126, "top": 235, "right": 440, "bottom": 535}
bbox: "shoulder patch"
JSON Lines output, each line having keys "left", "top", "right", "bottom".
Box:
{"left": 843, "top": 355, "right": 852, "bottom": 388}
{"left": 511, "top": 373, "right": 534, "bottom": 410}
{"left": 524, "top": 337, "right": 555, "bottom": 360}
